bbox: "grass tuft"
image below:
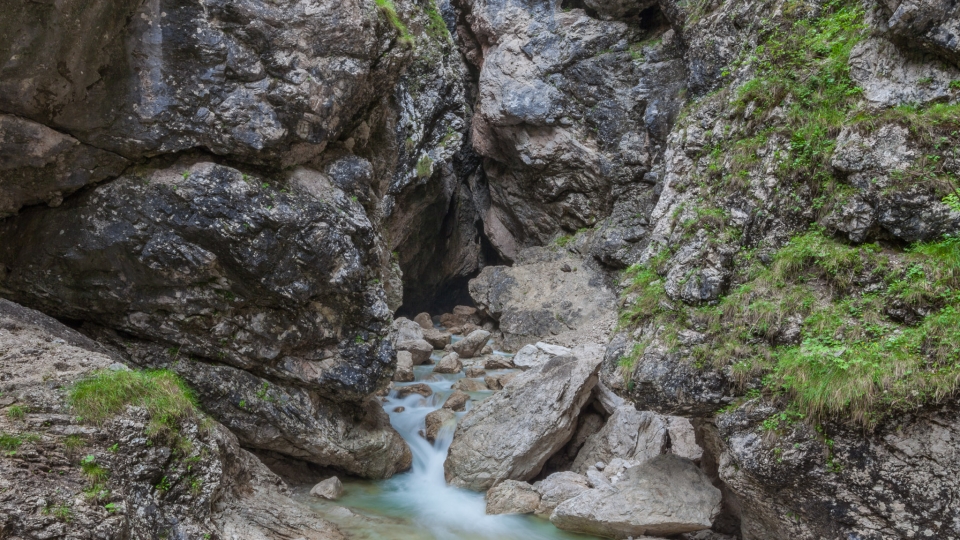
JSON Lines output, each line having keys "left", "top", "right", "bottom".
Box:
{"left": 375, "top": 0, "right": 414, "bottom": 47}
{"left": 69, "top": 369, "right": 198, "bottom": 439}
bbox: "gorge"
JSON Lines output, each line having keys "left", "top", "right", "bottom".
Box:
{"left": 1, "top": 0, "right": 959, "bottom": 539}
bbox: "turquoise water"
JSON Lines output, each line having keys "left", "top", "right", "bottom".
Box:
{"left": 295, "top": 356, "right": 600, "bottom": 540}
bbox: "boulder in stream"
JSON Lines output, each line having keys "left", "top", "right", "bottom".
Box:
{"left": 393, "top": 351, "right": 415, "bottom": 382}
{"left": 396, "top": 383, "right": 433, "bottom": 398}
{"left": 394, "top": 317, "right": 434, "bottom": 365}
{"left": 451, "top": 329, "right": 491, "bottom": 358}
{"left": 486, "top": 480, "right": 541, "bottom": 515}
{"left": 310, "top": 477, "right": 344, "bottom": 500}
{"left": 433, "top": 352, "right": 462, "bottom": 374}
{"left": 425, "top": 408, "right": 457, "bottom": 443}
{"left": 571, "top": 406, "right": 668, "bottom": 474}
{"left": 444, "top": 351, "right": 602, "bottom": 491}
{"left": 440, "top": 305, "right": 481, "bottom": 328}
{"left": 443, "top": 390, "right": 470, "bottom": 411}
{"left": 551, "top": 454, "right": 722, "bottom": 538}
{"left": 453, "top": 378, "right": 489, "bottom": 393}
{"left": 423, "top": 327, "right": 453, "bottom": 349}
{"left": 414, "top": 312, "right": 434, "bottom": 329}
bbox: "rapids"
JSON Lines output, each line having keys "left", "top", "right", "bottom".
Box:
{"left": 295, "top": 354, "right": 600, "bottom": 540}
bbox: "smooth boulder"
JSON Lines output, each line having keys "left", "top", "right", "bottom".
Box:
{"left": 443, "top": 390, "right": 470, "bottom": 411}
{"left": 513, "top": 342, "right": 573, "bottom": 370}
{"left": 451, "top": 329, "right": 491, "bottom": 359}
{"left": 309, "top": 477, "right": 343, "bottom": 500}
{"left": 486, "top": 480, "right": 541, "bottom": 515}
{"left": 414, "top": 312, "right": 434, "bottom": 329}
{"left": 551, "top": 455, "right": 722, "bottom": 538}
{"left": 433, "top": 353, "right": 463, "bottom": 374}
{"left": 444, "top": 352, "right": 602, "bottom": 491}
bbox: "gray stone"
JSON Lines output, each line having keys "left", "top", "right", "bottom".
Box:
{"left": 425, "top": 408, "right": 457, "bottom": 443}
{"left": 513, "top": 342, "right": 574, "bottom": 370}
{"left": 393, "top": 351, "right": 415, "bottom": 383}
{"left": 443, "top": 390, "right": 471, "bottom": 412}
{"left": 551, "top": 455, "right": 721, "bottom": 538}
{"left": 433, "top": 352, "right": 463, "bottom": 374}
{"left": 310, "top": 477, "right": 344, "bottom": 500}
{"left": 485, "top": 480, "right": 541, "bottom": 515}
{"left": 451, "top": 329, "right": 491, "bottom": 359}
{"left": 444, "top": 353, "right": 602, "bottom": 491}
{"left": 572, "top": 406, "right": 668, "bottom": 474}
{"left": 535, "top": 472, "right": 591, "bottom": 517}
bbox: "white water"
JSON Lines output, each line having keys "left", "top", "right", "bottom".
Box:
{"left": 295, "top": 358, "right": 599, "bottom": 540}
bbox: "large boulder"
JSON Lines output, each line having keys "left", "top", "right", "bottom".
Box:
{"left": 469, "top": 249, "right": 617, "bottom": 351}
{"left": 424, "top": 408, "right": 457, "bottom": 444}
{"left": 551, "top": 454, "right": 722, "bottom": 538}
{"left": 393, "top": 351, "right": 415, "bottom": 383}
{"left": 485, "top": 480, "right": 541, "bottom": 515}
{"left": 571, "top": 406, "right": 668, "bottom": 474}
{"left": 444, "top": 351, "right": 603, "bottom": 491}
{"left": 394, "top": 317, "right": 435, "bottom": 365}
{"left": 451, "top": 329, "right": 491, "bottom": 359}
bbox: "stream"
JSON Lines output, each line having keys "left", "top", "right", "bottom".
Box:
{"left": 294, "top": 346, "right": 601, "bottom": 540}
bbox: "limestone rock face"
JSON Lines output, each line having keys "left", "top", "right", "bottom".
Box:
{"left": 456, "top": 0, "right": 686, "bottom": 259}
{"left": 444, "top": 352, "right": 602, "bottom": 491}
{"left": 715, "top": 402, "right": 960, "bottom": 540}
{"left": 0, "top": 115, "right": 128, "bottom": 218}
{"left": 551, "top": 455, "right": 722, "bottom": 538}
{"left": 0, "top": 161, "right": 413, "bottom": 478}
{"left": 485, "top": 480, "right": 541, "bottom": 515}
{"left": 469, "top": 248, "right": 617, "bottom": 351}
{"left": 0, "top": 299, "right": 342, "bottom": 540}
{"left": 882, "top": 0, "right": 960, "bottom": 67}
{"left": 0, "top": 0, "right": 411, "bottom": 166}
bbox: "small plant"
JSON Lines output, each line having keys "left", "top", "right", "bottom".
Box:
{"left": 104, "top": 502, "right": 119, "bottom": 513}
{"left": 69, "top": 369, "right": 198, "bottom": 440}
{"left": 155, "top": 476, "right": 172, "bottom": 492}
{"left": 424, "top": 0, "right": 451, "bottom": 42}
{"left": 415, "top": 155, "right": 434, "bottom": 178}
{"left": 6, "top": 405, "right": 25, "bottom": 421}
{"left": 374, "top": 0, "right": 413, "bottom": 46}
{"left": 43, "top": 503, "right": 73, "bottom": 522}
{"left": 950, "top": 80, "right": 960, "bottom": 91}
{"left": 109, "top": 443, "right": 119, "bottom": 453}
{"left": 181, "top": 171, "right": 190, "bottom": 180}
{"left": 238, "top": 399, "right": 247, "bottom": 409}
{"left": 350, "top": 195, "right": 359, "bottom": 202}
{"left": 554, "top": 235, "right": 573, "bottom": 248}
{"left": 354, "top": 335, "right": 365, "bottom": 345}
{"left": 64, "top": 435, "right": 85, "bottom": 451}
{"left": 80, "top": 454, "right": 109, "bottom": 482}
{"left": 945, "top": 192, "right": 960, "bottom": 212}
{"left": 189, "top": 476, "right": 203, "bottom": 495}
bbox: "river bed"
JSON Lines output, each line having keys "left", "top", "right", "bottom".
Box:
{"left": 294, "top": 352, "right": 602, "bottom": 540}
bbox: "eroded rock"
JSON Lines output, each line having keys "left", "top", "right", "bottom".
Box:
{"left": 485, "top": 480, "right": 541, "bottom": 515}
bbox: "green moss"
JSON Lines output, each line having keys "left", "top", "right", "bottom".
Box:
{"left": 416, "top": 155, "right": 434, "bottom": 178}
{"left": 69, "top": 369, "right": 198, "bottom": 439}
{"left": 375, "top": 0, "right": 414, "bottom": 47}
{"left": 6, "top": 405, "right": 25, "bottom": 421}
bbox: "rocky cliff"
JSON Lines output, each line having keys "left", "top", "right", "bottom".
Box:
{"left": 1, "top": 0, "right": 959, "bottom": 538}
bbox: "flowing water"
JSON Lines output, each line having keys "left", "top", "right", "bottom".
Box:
{"left": 295, "top": 351, "right": 601, "bottom": 540}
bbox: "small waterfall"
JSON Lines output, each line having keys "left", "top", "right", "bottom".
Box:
{"left": 297, "top": 355, "right": 596, "bottom": 540}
